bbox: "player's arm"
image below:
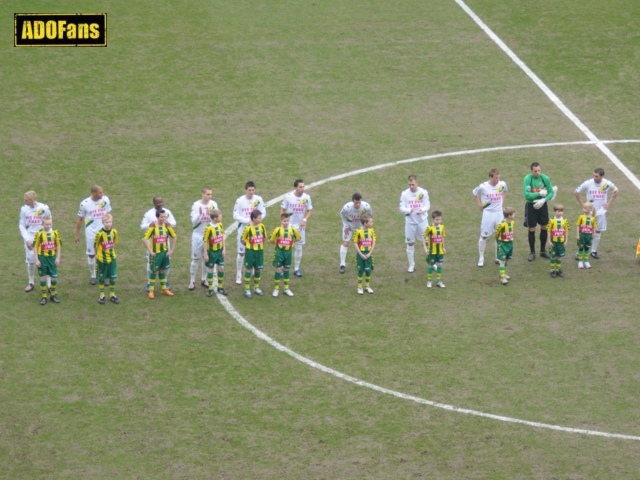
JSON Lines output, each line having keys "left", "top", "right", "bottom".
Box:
{"left": 167, "top": 211, "right": 177, "bottom": 228}
{"left": 523, "top": 175, "right": 538, "bottom": 202}
{"left": 168, "top": 228, "right": 177, "bottom": 256}
{"left": 55, "top": 233, "right": 61, "bottom": 265}
{"left": 422, "top": 231, "right": 429, "bottom": 254}
{"left": 399, "top": 192, "right": 411, "bottom": 215}
{"left": 33, "top": 233, "right": 41, "bottom": 267}
{"left": 269, "top": 228, "right": 278, "bottom": 244}
{"left": 203, "top": 227, "right": 210, "bottom": 258}
{"left": 293, "top": 227, "right": 301, "bottom": 243}
{"left": 605, "top": 187, "right": 619, "bottom": 210}
{"left": 75, "top": 214, "right": 84, "bottom": 243}
{"left": 422, "top": 192, "right": 430, "bottom": 214}
{"left": 472, "top": 191, "right": 483, "bottom": 212}
{"left": 495, "top": 223, "right": 501, "bottom": 242}
{"left": 368, "top": 234, "right": 376, "bottom": 257}
{"left": 258, "top": 198, "right": 267, "bottom": 220}
{"left": 142, "top": 228, "right": 156, "bottom": 256}
{"left": 190, "top": 203, "right": 201, "bottom": 226}
{"left": 140, "top": 212, "right": 151, "bottom": 231}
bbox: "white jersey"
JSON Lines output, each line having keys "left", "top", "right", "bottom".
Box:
{"left": 340, "top": 201, "right": 372, "bottom": 228}
{"left": 233, "top": 194, "right": 266, "bottom": 228}
{"left": 280, "top": 191, "right": 313, "bottom": 226}
{"left": 575, "top": 178, "right": 618, "bottom": 209}
{"left": 191, "top": 200, "right": 218, "bottom": 236}
{"left": 78, "top": 195, "right": 112, "bottom": 237}
{"left": 140, "top": 207, "right": 177, "bottom": 230}
{"left": 472, "top": 180, "right": 508, "bottom": 213}
{"left": 399, "top": 187, "right": 430, "bottom": 224}
{"left": 19, "top": 202, "right": 51, "bottom": 242}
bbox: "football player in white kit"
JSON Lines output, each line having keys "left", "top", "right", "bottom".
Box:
{"left": 141, "top": 196, "right": 177, "bottom": 291}
{"left": 339, "top": 192, "right": 372, "bottom": 273}
{"left": 232, "top": 181, "right": 267, "bottom": 284}
{"left": 574, "top": 168, "right": 619, "bottom": 259}
{"left": 75, "top": 185, "right": 112, "bottom": 285}
{"left": 472, "top": 168, "right": 508, "bottom": 267}
{"left": 399, "top": 175, "right": 430, "bottom": 273}
{"left": 189, "top": 187, "right": 218, "bottom": 289}
{"left": 19, "top": 191, "right": 52, "bottom": 292}
{"left": 280, "top": 179, "right": 313, "bottom": 277}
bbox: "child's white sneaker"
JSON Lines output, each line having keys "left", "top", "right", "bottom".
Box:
{"left": 272, "top": 289, "right": 279, "bottom": 297}
{"left": 584, "top": 261, "right": 591, "bottom": 269}
{"left": 357, "top": 288, "right": 364, "bottom": 295}
{"left": 283, "top": 289, "right": 294, "bottom": 297}
{"left": 426, "top": 281, "right": 432, "bottom": 288}
{"left": 578, "top": 262, "right": 584, "bottom": 269}
{"left": 364, "top": 286, "right": 374, "bottom": 294}
{"left": 436, "top": 281, "right": 445, "bottom": 288}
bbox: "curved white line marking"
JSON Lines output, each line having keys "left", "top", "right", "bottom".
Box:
{"left": 222, "top": 140, "right": 640, "bottom": 441}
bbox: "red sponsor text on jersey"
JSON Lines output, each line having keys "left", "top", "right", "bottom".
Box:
{"left": 431, "top": 235, "right": 443, "bottom": 243}
{"left": 589, "top": 191, "right": 606, "bottom": 200}
{"left": 277, "top": 237, "right": 293, "bottom": 247}
{"left": 90, "top": 207, "right": 108, "bottom": 219}
{"left": 41, "top": 240, "right": 56, "bottom": 251}
{"left": 154, "top": 234, "right": 168, "bottom": 245}
{"left": 359, "top": 238, "right": 373, "bottom": 248}
{"left": 209, "top": 234, "right": 223, "bottom": 245}
{"left": 501, "top": 232, "right": 514, "bottom": 241}
{"left": 579, "top": 225, "right": 593, "bottom": 234}
{"left": 101, "top": 240, "right": 115, "bottom": 250}
{"left": 250, "top": 235, "right": 264, "bottom": 246}
{"left": 551, "top": 228, "right": 565, "bottom": 238}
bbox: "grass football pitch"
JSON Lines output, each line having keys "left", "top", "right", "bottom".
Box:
{"left": 2, "top": 1, "right": 640, "bottom": 478}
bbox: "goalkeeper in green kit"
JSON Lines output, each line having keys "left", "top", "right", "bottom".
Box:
{"left": 523, "top": 162, "right": 557, "bottom": 262}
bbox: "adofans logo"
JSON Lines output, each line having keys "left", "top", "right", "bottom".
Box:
{"left": 15, "top": 13, "right": 107, "bottom": 47}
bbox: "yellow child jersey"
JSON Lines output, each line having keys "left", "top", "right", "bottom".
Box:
{"left": 143, "top": 224, "right": 176, "bottom": 253}
{"left": 242, "top": 223, "right": 267, "bottom": 251}
{"left": 270, "top": 226, "right": 301, "bottom": 251}
{"left": 33, "top": 229, "right": 61, "bottom": 257}
{"left": 576, "top": 215, "right": 598, "bottom": 235}
{"left": 203, "top": 222, "right": 225, "bottom": 252}
{"left": 495, "top": 220, "right": 515, "bottom": 242}
{"left": 94, "top": 228, "right": 118, "bottom": 263}
{"left": 548, "top": 218, "right": 570, "bottom": 243}
{"left": 424, "top": 225, "right": 446, "bottom": 255}
{"left": 353, "top": 227, "right": 376, "bottom": 253}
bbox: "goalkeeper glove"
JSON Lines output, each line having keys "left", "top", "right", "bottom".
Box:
{"left": 538, "top": 188, "right": 548, "bottom": 198}
{"left": 533, "top": 198, "right": 546, "bottom": 209}
{"left": 551, "top": 185, "right": 558, "bottom": 200}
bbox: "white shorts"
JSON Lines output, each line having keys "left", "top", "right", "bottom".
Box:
{"left": 24, "top": 241, "right": 36, "bottom": 263}
{"left": 405, "top": 220, "right": 429, "bottom": 244}
{"left": 237, "top": 224, "right": 247, "bottom": 255}
{"left": 595, "top": 211, "right": 607, "bottom": 232}
{"left": 480, "top": 210, "right": 504, "bottom": 238}
{"left": 85, "top": 233, "right": 96, "bottom": 256}
{"left": 192, "top": 232, "right": 204, "bottom": 260}
{"left": 341, "top": 223, "right": 358, "bottom": 243}
{"left": 291, "top": 224, "right": 306, "bottom": 245}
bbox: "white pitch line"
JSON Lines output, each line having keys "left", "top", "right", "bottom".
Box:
{"left": 454, "top": 0, "right": 640, "bottom": 192}
{"left": 222, "top": 140, "right": 640, "bottom": 441}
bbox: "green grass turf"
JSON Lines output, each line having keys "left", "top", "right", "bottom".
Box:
{"left": 1, "top": 0, "right": 640, "bottom": 478}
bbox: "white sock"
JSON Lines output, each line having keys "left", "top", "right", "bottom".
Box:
{"left": 88, "top": 257, "right": 96, "bottom": 278}
{"left": 294, "top": 244, "right": 303, "bottom": 270}
{"left": 201, "top": 259, "right": 208, "bottom": 281}
{"left": 237, "top": 254, "right": 243, "bottom": 277}
{"left": 340, "top": 245, "right": 348, "bottom": 266}
{"left": 591, "top": 234, "right": 601, "bottom": 253}
{"left": 494, "top": 241, "right": 499, "bottom": 260}
{"left": 478, "top": 238, "right": 487, "bottom": 258}
{"left": 27, "top": 262, "right": 35, "bottom": 284}
{"left": 190, "top": 260, "right": 198, "bottom": 282}
{"left": 406, "top": 245, "right": 415, "bottom": 265}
